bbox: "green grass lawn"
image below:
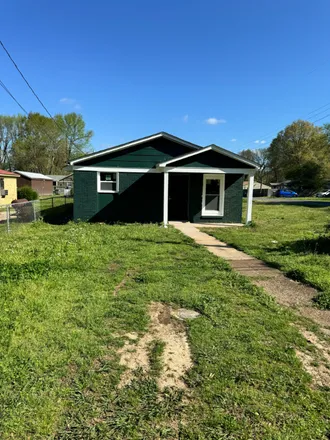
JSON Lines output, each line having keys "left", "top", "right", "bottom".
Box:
{"left": 203, "top": 202, "right": 330, "bottom": 308}
{"left": 0, "top": 222, "right": 329, "bottom": 439}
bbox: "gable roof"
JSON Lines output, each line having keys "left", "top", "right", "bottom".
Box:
{"left": 47, "top": 174, "right": 73, "bottom": 181}
{"left": 243, "top": 180, "right": 271, "bottom": 190}
{"left": 15, "top": 171, "right": 53, "bottom": 181}
{"left": 70, "top": 132, "right": 201, "bottom": 165}
{"left": 157, "top": 144, "right": 259, "bottom": 168}
{"left": 0, "top": 169, "right": 19, "bottom": 177}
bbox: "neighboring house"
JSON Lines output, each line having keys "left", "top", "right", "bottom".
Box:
{"left": 15, "top": 171, "right": 53, "bottom": 196}
{"left": 0, "top": 170, "right": 19, "bottom": 205}
{"left": 270, "top": 180, "right": 292, "bottom": 191}
{"left": 243, "top": 180, "right": 272, "bottom": 197}
{"left": 47, "top": 174, "right": 73, "bottom": 194}
{"left": 70, "top": 132, "right": 259, "bottom": 225}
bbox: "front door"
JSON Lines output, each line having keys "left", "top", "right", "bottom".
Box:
{"left": 168, "top": 174, "right": 189, "bottom": 221}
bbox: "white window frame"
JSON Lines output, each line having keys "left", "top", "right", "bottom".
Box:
{"left": 202, "top": 174, "right": 225, "bottom": 217}
{"left": 97, "top": 171, "right": 119, "bottom": 193}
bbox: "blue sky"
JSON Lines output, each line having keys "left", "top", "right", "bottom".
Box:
{"left": 1, "top": 0, "right": 330, "bottom": 153}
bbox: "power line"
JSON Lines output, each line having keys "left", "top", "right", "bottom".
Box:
{"left": 0, "top": 79, "right": 28, "bottom": 115}
{"left": 239, "top": 101, "right": 330, "bottom": 150}
{"left": 0, "top": 40, "right": 87, "bottom": 158}
{"left": 307, "top": 60, "right": 330, "bottom": 76}
{"left": 307, "top": 101, "right": 330, "bottom": 116}
{"left": 307, "top": 106, "right": 330, "bottom": 121}
{"left": 0, "top": 77, "right": 86, "bottom": 159}
{"left": 0, "top": 40, "right": 55, "bottom": 121}
{"left": 0, "top": 77, "right": 61, "bottom": 147}
{"left": 312, "top": 113, "right": 330, "bottom": 124}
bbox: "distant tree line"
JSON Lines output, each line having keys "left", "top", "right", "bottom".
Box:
{"left": 240, "top": 120, "right": 330, "bottom": 193}
{"left": 0, "top": 112, "right": 93, "bottom": 174}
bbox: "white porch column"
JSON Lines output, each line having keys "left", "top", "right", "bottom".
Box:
{"left": 246, "top": 173, "right": 254, "bottom": 224}
{"left": 163, "top": 171, "right": 169, "bottom": 227}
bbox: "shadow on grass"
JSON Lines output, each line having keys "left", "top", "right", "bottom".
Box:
{"left": 41, "top": 203, "right": 73, "bottom": 225}
{"left": 256, "top": 200, "right": 330, "bottom": 208}
{"left": 261, "top": 234, "right": 330, "bottom": 308}
{"left": 289, "top": 236, "right": 330, "bottom": 255}
{"left": 265, "top": 235, "right": 330, "bottom": 257}
{"left": 126, "top": 236, "right": 197, "bottom": 246}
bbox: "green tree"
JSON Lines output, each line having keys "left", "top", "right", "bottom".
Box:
{"left": 323, "top": 123, "right": 330, "bottom": 144}
{"left": 0, "top": 115, "right": 24, "bottom": 169}
{"left": 268, "top": 120, "right": 329, "bottom": 189}
{"left": 54, "top": 113, "right": 93, "bottom": 160}
{"left": 12, "top": 113, "right": 67, "bottom": 174}
{"left": 287, "top": 162, "right": 328, "bottom": 193}
{"left": 10, "top": 112, "right": 93, "bottom": 173}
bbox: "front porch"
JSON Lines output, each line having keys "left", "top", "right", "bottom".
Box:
{"left": 157, "top": 144, "right": 257, "bottom": 228}
{"left": 161, "top": 170, "right": 255, "bottom": 227}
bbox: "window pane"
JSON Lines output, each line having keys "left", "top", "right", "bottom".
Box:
{"left": 206, "top": 179, "right": 220, "bottom": 195}
{"left": 100, "top": 182, "right": 116, "bottom": 192}
{"left": 100, "top": 172, "right": 116, "bottom": 182}
{"left": 205, "top": 195, "right": 219, "bottom": 211}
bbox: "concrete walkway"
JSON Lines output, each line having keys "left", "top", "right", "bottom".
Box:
{"left": 172, "top": 222, "right": 330, "bottom": 331}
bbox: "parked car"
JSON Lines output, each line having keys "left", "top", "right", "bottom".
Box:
{"left": 316, "top": 189, "right": 330, "bottom": 198}
{"left": 275, "top": 189, "right": 298, "bottom": 198}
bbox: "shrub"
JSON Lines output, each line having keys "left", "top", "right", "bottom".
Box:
{"left": 17, "top": 186, "right": 39, "bottom": 201}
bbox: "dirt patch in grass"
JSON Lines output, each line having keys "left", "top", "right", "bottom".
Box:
{"left": 118, "top": 302, "right": 193, "bottom": 390}
{"left": 113, "top": 270, "right": 135, "bottom": 296}
{"left": 296, "top": 329, "right": 330, "bottom": 388}
{"left": 255, "top": 274, "right": 330, "bottom": 329}
{"left": 108, "top": 262, "right": 121, "bottom": 273}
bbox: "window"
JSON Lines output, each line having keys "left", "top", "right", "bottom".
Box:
{"left": 202, "top": 174, "right": 225, "bottom": 217}
{"left": 0, "top": 178, "right": 4, "bottom": 197}
{"left": 97, "top": 172, "right": 119, "bottom": 193}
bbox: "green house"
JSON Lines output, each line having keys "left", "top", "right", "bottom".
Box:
{"left": 70, "top": 132, "right": 258, "bottom": 226}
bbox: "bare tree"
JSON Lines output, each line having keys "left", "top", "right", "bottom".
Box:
{"left": 0, "top": 115, "right": 24, "bottom": 169}
{"left": 239, "top": 148, "right": 270, "bottom": 190}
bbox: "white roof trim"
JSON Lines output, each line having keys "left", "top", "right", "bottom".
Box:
{"left": 166, "top": 167, "right": 256, "bottom": 175}
{"left": 158, "top": 144, "right": 259, "bottom": 169}
{"left": 73, "top": 166, "right": 162, "bottom": 173}
{"left": 72, "top": 166, "right": 255, "bottom": 175}
{"left": 14, "top": 170, "right": 53, "bottom": 180}
{"left": 70, "top": 132, "right": 201, "bottom": 165}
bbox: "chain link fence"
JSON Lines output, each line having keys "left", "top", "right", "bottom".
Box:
{"left": 0, "top": 196, "right": 73, "bottom": 233}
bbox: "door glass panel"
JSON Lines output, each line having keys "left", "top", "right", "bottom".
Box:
{"left": 205, "top": 195, "right": 219, "bottom": 211}
{"left": 206, "top": 179, "right": 220, "bottom": 194}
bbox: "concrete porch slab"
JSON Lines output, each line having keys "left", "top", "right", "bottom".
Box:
{"left": 169, "top": 221, "right": 243, "bottom": 228}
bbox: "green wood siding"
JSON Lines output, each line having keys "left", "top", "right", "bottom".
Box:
{"left": 171, "top": 150, "right": 254, "bottom": 169}
{"left": 188, "top": 174, "right": 244, "bottom": 223}
{"left": 74, "top": 170, "right": 244, "bottom": 224}
{"left": 74, "top": 170, "right": 98, "bottom": 221}
{"left": 74, "top": 139, "right": 246, "bottom": 224}
{"left": 79, "top": 138, "right": 195, "bottom": 168}
{"left": 74, "top": 171, "right": 163, "bottom": 223}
